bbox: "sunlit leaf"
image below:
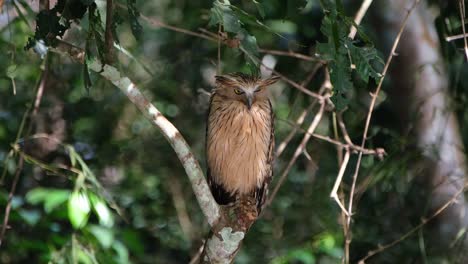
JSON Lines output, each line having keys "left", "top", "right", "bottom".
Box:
{"left": 68, "top": 191, "right": 91, "bottom": 229}
{"left": 89, "top": 192, "right": 114, "bottom": 227}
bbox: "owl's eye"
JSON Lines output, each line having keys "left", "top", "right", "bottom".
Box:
{"left": 254, "top": 87, "right": 262, "bottom": 93}
{"left": 234, "top": 88, "right": 244, "bottom": 95}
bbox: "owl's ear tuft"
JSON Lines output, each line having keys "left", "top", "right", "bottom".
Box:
{"left": 215, "top": 75, "right": 236, "bottom": 87}
{"left": 260, "top": 75, "right": 280, "bottom": 87}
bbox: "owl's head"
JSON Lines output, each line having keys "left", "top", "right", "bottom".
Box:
{"left": 214, "top": 72, "right": 280, "bottom": 109}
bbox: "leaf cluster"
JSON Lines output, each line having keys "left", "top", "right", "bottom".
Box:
{"left": 316, "top": 0, "right": 384, "bottom": 110}
{"left": 209, "top": 0, "right": 272, "bottom": 72}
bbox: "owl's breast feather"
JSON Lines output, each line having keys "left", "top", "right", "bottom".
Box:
{"left": 207, "top": 100, "right": 272, "bottom": 194}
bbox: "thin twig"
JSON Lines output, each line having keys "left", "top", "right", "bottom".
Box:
{"left": 337, "top": 113, "right": 353, "bottom": 146}
{"left": 258, "top": 48, "right": 321, "bottom": 62}
{"left": 240, "top": 46, "right": 324, "bottom": 100}
{"left": 139, "top": 13, "right": 216, "bottom": 42}
{"left": 445, "top": 33, "right": 468, "bottom": 42}
{"left": 198, "top": 28, "right": 323, "bottom": 62}
{"left": 137, "top": 9, "right": 324, "bottom": 63}
{"left": 345, "top": 0, "right": 421, "bottom": 261}
{"left": 330, "top": 149, "right": 351, "bottom": 216}
{"left": 140, "top": 12, "right": 325, "bottom": 100}
{"left": 189, "top": 241, "right": 206, "bottom": 264}
{"left": 267, "top": 100, "right": 326, "bottom": 206}
{"left": 0, "top": 157, "right": 23, "bottom": 247}
{"left": 120, "top": 4, "right": 327, "bottom": 100}
{"left": 217, "top": 24, "right": 222, "bottom": 74}
{"left": 348, "top": 0, "right": 374, "bottom": 39}
{"left": 278, "top": 119, "right": 384, "bottom": 157}
{"left": 301, "top": 62, "right": 325, "bottom": 87}
{"left": 276, "top": 65, "right": 325, "bottom": 158}
{"left": 276, "top": 105, "right": 314, "bottom": 158}
{"left": 458, "top": 0, "right": 468, "bottom": 60}
{"left": 0, "top": 56, "right": 49, "bottom": 246}
{"left": 332, "top": 112, "right": 342, "bottom": 164}
{"left": 358, "top": 184, "right": 468, "bottom": 263}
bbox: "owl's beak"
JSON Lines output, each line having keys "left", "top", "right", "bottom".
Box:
{"left": 246, "top": 93, "right": 253, "bottom": 110}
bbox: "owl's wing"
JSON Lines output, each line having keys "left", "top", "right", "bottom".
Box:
{"left": 256, "top": 99, "right": 275, "bottom": 213}
{"left": 207, "top": 168, "right": 236, "bottom": 205}
{"left": 206, "top": 92, "right": 236, "bottom": 206}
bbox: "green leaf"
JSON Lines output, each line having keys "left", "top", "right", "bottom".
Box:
{"left": 89, "top": 192, "right": 114, "bottom": 227}
{"left": 209, "top": 0, "right": 242, "bottom": 33}
{"left": 330, "top": 91, "right": 348, "bottom": 111}
{"left": 68, "top": 191, "right": 91, "bottom": 229}
{"left": 26, "top": 187, "right": 49, "bottom": 204}
{"left": 127, "top": 0, "right": 143, "bottom": 41}
{"left": 18, "top": 209, "right": 41, "bottom": 226}
{"left": 112, "top": 10, "right": 124, "bottom": 44}
{"left": 88, "top": 4, "right": 106, "bottom": 62}
{"left": 26, "top": 188, "right": 70, "bottom": 213}
{"left": 230, "top": 5, "right": 276, "bottom": 34}
{"left": 239, "top": 30, "right": 260, "bottom": 67}
{"left": 6, "top": 64, "right": 18, "bottom": 79}
{"left": 288, "top": 249, "right": 316, "bottom": 264}
{"left": 329, "top": 54, "right": 352, "bottom": 110}
{"left": 112, "top": 240, "right": 130, "bottom": 263}
{"left": 44, "top": 190, "right": 71, "bottom": 213}
{"left": 88, "top": 225, "right": 114, "bottom": 248}
{"left": 348, "top": 42, "right": 384, "bottom": 83}
{"left": 315, "top": 42, "right": 335, "bottom": 60}
{"left": 76, "top": 249, "right": 97, "bottom": 264}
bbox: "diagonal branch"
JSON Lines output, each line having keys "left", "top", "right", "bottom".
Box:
{"left": 52, "top": 41, "right": 221, "bottom": 227}
{"left": 86, "top": 59, "right": 221, "bottom": 227}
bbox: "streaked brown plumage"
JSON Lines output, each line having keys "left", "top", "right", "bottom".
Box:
{"left": 206, "top": 73, "right": 279, "bottom": 213}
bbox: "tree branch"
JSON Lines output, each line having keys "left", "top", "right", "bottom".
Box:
{"left": 85, "top": 58, "right": 221, "bottom": 227}
{"left": 104, "top": 0, "right": 115, "bottom": 64}
{"left": 52, "top": 41, "right": 222, "bottom": 226}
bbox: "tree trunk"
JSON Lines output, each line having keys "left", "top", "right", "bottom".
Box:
{"left": 374, "top": 0, "right": 468, "bottom": 258}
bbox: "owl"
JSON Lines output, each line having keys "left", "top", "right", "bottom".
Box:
{"left": 206, "top": 72, "right": 279, "bottom": 214}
